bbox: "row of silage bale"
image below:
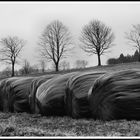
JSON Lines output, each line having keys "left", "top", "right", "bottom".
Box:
{"left": 0, "top": 73, "right": 64, "bottom": 115}
{"left": 0, "top": 75, "right": 57, "bottom": 114}
{"left": 1, "top": 71, "right": 106, "bottom": 117}
{"left": 88, "top": 69, "right": 140, "bottom": 121}
{"left": 5, "top": 74, "right": 59, "bottom": 114}
{"left": 0, "top": 70, "right": 106, "bottom": 118}
{"left": 2, "top": 69, "right": 140, "bottom": 121}
{"left": 36, "top": 72, "right": 78, "bottom": 116}
{"left": 64, "top": 71, "right": 106, "bottom": 118}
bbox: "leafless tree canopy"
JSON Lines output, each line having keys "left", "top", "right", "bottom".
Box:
{"left": 60, "top": 61, "right": 70, "bottom": 70}
{"left": 19, "top": 59, "right": 39, "bottom": 75}
{"left": 80, "top": 19, "right": 115, "bottom": 66}
{"left": 22, "top": 59, "right": 31, "bottom": 74}
{"left": 39, "top": 20, "right": 72, "bottom": 71}
{"left": 75, "top": 60, "right": 88, "bottom": 69}
{"left": 39, "top": 59, "right": 46, "bottom": 73}
{"left": 126, "top": 25, "right": 140, "bottom": 60}
{"left": 0, "top": 36, "right": 25, "bottom": 76}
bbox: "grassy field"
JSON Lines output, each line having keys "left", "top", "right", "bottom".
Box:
{"left": 1, "top": 112, "right": 140, "bottom": 137}
{"left": 1, "top": 62, "right": 140, "bottom": 137}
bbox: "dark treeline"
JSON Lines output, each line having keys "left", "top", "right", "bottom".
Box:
{"left": 107, "top": 50, "right": 140, "bottom": 65}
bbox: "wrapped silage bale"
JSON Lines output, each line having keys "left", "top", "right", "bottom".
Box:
{"left": 29, "top": 74, "right": 57, "bottom": 114}
{"left": 65, "top": 71, "right": 105, "bottom": 118}
{"left": 9, "top": 77, "right": 35, "bottom": 113}
{"left": 36, "top": 72, "right": 77, "bottom": 116}
{"left": 88, "top": 69, "right": 140, "bottom": 121}
{"left": 0, "top": 79, "right": 5, "bottom": 111}
{"left": 0, "top": 77, "right": 22, "bottom": 112}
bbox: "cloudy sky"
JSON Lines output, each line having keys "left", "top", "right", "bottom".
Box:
{"left": 0, "top": 2, "right": 139, "bottom": 70}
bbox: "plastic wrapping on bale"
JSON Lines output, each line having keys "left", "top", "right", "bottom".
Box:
{"left": 0, "top": 78, "right": 9, "bottom": 112}
{"left": 9, "top": 77, "right": 35, "bottom": 113}
{"left": 0, "top": 79, "right": 5, "bottom": 111}
{"left": 65, "top": 71, "right": 105, "bottom": 118}
{"left": 29, "top": 74, "right": 57, "bottom": 114}
{"left": 0, "top": 77, "right": 22, "bottom": 112}
{"left": 36, "top": 72, "right": 77, "bottom": 116}
{"left": 88, "top": 69, "right": 140, "bottom": 121}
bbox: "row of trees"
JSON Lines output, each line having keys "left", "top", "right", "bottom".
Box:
{"left": 39, "top": 20, "right": 115, "bottom": 71}
{"left": 107, "top": 50, "right": 140, "bottom": 64}
{"left": 0, "top": 19, "right": 140, "bottom": 77}
{"left": 0, "top": 58, "right": 89, "bottom": 78}
{"left": 39, "top": 20, "right": 140, "bottom": 71}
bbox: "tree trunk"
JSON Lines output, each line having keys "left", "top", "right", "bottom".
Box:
{"left": 97, "top": 53, "right": 101, "bottom": 66}
{"left": 11, "top": 62, "right": 15, "bottom": 77}
{"left": 55, "top": 62, "right": 59, "bottom": 72}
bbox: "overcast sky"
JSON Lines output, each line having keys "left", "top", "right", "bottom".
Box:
{"left": 0, "top": 2, "right": 139, "bottom": 70}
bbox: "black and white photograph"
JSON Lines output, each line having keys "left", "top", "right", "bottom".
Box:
{"left": 0, "top": 1, "right": 140, "bottom": 138}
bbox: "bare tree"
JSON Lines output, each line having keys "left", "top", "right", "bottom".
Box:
{"left": 39, "top": 20, "right": 72, "bottom": 72}
{"left": 19, "top": 60, "right": 39, "bottom": 75}
{"left": 39, "top": 59, "right": 46, "bottom": 73}
{"left": 80, "top": 19, "right": 115, "bottom": 66}
{"left": 19, "top": 59, "right": 31, "bottom": 75}
{"left": 1, "top": 66, "right": 11, "bottom": 77}
{"left": 0, "top": 36, "right": 25, "bottom": 76}
{"left": 31, "top": 64, "right": 39, "bottom": 73}
{"left": 75, "top": 60, "right": 88, "bottom": 69}
{"left": 125, "top": 24, "right": 140, "bottom": 61}
{"left": 60, "top": 61, "right": 70, "bottom": 70}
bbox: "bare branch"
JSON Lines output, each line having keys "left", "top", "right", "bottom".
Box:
{"left": 126, "top": 24, "right": 140, "bottom": 51}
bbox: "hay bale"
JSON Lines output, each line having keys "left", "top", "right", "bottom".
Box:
{"left": 88, "top": 69, "right": 140, "bottom": 121}
{"left": 36, "top": 72, "right": 77, "bottom": 116}
{"left": 0, "top": 77, "right": 22, "bottom": 112}
{"left": 0, "top": 78, "right": 10, "bottom": 112}
{"left": 29, "top": 74, "right": 56, "bottom": 114}
{"left": 65, "top": 71, "right": 105, "bottom": 118}
{"left": 8, "top": 77, "right": 35, "bottom": 113}
{"left": 0, "top": 79, "right": 5, "bottom": 111}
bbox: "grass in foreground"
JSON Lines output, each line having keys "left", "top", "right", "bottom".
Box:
{"left": 0, "top": 112, "right": 140, "bottom": 137}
